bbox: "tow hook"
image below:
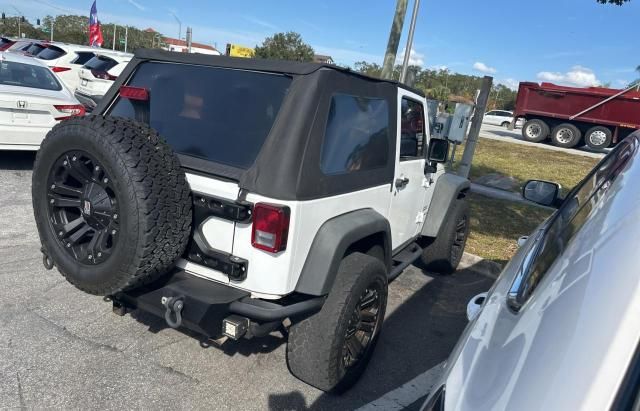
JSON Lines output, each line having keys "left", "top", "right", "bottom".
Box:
{"left": 41, "top": 247, "right": 54, "bottom": 270}
{"left": 161, "top": 296, "right": 184, "bottom": 329}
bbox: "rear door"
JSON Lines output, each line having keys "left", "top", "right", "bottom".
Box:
{"left": 388, "top": 91, "right": 430, "bottom": 249}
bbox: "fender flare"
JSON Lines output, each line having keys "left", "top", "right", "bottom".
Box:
{"left": 294, "top": 208, "right": 391, "bottom": 296}
{"left": 421, "top": 173, "right": 470, "bottom": 238}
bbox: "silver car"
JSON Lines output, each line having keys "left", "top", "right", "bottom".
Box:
{"left": 423, "top": 130, "right": 640, "bottom": 411}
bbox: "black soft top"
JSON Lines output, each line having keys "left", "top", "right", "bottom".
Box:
{"left": 133, "top": 49, "right": 424, "bottom": 97}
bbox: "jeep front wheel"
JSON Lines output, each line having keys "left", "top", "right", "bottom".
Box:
{"left": 286, "top": 252, "right": 388, "bottom": 392}
{"left": 420, "top": 198, "right": 470, "bottom": 274}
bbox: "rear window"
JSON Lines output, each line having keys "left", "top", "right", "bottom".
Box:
{"left": 0, "top": 38, "right": 12, "bottom": 46}
{"left": 25, "top": 43, "right": 46, "bottom": 56}
{"left": 84, "top": 55, "right": 118, "bottom": 72}
{"left": 73, "top": 52, "right": 96, "bottom": 65}
{"left": 0, "top": 60, "right": 62, "bottom": 91}
{"left": 320, "top": 94, "right": 390, "bottom": 175}
{"left": 36, "top": 45, "right": 67, "bottom": 61}
{"left": 108, "top": 62, "right": 292, "bottom": 169}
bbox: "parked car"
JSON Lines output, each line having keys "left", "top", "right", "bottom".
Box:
{"left": 422, "top": 131, "right": 640, "bottom": 411}
{"left": 0, "top": 52, "right": 85, "bottom": 150}
{"left": 0, "top": 37, "right": 16, "bottom": 51}
{"left": 32, "top": 49, "right": 469, "bottom": 393}
{"left": 35, "top": 43, "right": 130, "bottom": 93}
{"left": 482, "top": 110, "right": 514, "bottom": 127}
{"left": 74, "top": 52, "right": 132, "bottom": 110}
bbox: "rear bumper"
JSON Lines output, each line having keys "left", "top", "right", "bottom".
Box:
{"left": 74, "top": 90, "right": 102, "bottom": 111}
{"left": 112, "top": 269, "right": 324, "bottom": 338}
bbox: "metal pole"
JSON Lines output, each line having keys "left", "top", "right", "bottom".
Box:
{"left": 112, "top": 25, "right": 116, "bottom": 50}
{"left": 457, "top": 76, "right": 493, "bottom": 179}
{"left": 50, "top": 19, "right": 53, "bottom": 41}
{"left": 124, "top": 26, "right": 128, "bottom": 53}
{"left": 170, "top": 12, "right": 181, "bottom": 40}
{"left": 381, "top": 0, "right": 408, "bottom": 80}
{"left": 17, "top": 16, "right": 20, "bottom": 38}
{"left": 400, "top": 0, "right": 420, "bottom": 83}
{"left": 186, "top": 27, "right": 192, "bottom": 53}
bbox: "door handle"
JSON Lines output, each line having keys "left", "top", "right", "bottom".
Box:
{"left": 395, "top": 177, "right": 410, "bottom": 189}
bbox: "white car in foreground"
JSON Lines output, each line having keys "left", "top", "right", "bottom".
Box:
{"left": 75, "top": 53, "right": 132, "bottom": 111}
{"left": 422, "top": 131, "right": 640, "bottom": 411}
{"left": 0, "top": 52, "right": 85, "bottom": 150}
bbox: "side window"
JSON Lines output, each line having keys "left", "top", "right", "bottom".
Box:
{"left": 399, "top": 97, "right": 426, "bottom": 160}
{"left": 320, "top": 94, "right": 390, "bottom": 175}
{"left": 73, "top": 52, "right": 96, "bottom": 65}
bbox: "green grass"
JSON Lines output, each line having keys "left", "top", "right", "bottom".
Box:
{"left": 455, "top": 138, "right": 599, "bottom": 195}
{"left": 466, "top": 193, "right": 553, "bottom": 266}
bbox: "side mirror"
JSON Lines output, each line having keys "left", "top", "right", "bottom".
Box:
{"left": 427, "top": 138, "right": 449, "bottom": 163}
{"left": 522, "top": 180, "right": 561, "bottom": 207}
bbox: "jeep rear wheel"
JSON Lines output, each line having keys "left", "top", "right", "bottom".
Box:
{"left": 32, "top": 116, "right": 192, "bottom": 295}
{"left": 420, "top": 198, "right": 470, "bottom": 274}
{"left": 286, "top": 252, "right": 388, "bottom": 392}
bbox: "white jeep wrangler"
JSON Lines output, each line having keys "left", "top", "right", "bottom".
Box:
{"left": 32, "top": 49, "right": 470, "bottom": 392}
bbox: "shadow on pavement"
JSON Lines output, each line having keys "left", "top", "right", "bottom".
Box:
{"left": 267, "top": 262, "right": 496, "bottom": 410}
{"left": 0, "top": 151, "right": 37, "bottom": 171}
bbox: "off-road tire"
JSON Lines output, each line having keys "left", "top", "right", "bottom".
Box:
{"left": 584, "top": 126, "right": 613, "bottom": 150}
{"left": 551, "top": 123, "right": 582, "bottom": 148}
{"left": 522, "top": 119, "right": 550, "bottom": 143}
{"left": 420, "top": 198, "right": 470, "bottom": 274}
{"left": 32, "top": 116, "right": 192, "bottom": 295}
{"left": 286, "top": 252, "right": 388, "bottom": 392}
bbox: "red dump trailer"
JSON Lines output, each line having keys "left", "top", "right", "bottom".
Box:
{"left": 514, "top": 82, "right": 640, "bottom": 149}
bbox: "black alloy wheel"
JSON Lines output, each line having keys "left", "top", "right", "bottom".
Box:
{"left": 341, "top": 283, "right": 383, "bottom": 370}
{"left": 450, "top": 214, "right": 468, "bottom": 267}
{"left": 46, "top": 150, "right": 119, "bottom": 266}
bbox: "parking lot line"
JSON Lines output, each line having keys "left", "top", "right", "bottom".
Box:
{"left": 356, "top": 361, "right": 444, "bottom": 410}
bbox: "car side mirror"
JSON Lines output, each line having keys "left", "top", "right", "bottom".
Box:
{"left": 522, "top": 180, "right": 561, "bottom": 207}
{"left": 427, "top": 138, "right": 449, "bottom": 163}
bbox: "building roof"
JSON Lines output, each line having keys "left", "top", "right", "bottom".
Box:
{"left": 163, "top": 37, "right": 217, "bottom": 52}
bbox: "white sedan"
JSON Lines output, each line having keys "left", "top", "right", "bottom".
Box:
{"left": 0, "top": 51, "right": 85, "bottom": 150}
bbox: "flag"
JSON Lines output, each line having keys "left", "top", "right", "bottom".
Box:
{"left": 88, "top": 0, "right": 103, "bottom": 47}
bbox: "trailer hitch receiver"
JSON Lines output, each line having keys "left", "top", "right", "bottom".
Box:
{"left": 161, "top": 296, "right": 184, "bottom": 328}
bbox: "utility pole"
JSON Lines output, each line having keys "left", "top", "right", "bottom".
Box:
{"left": 457, "top": 76, "right": 493, "bottom": 178}
{"left": 112, "top": 25, "right": 116, "bottom": 50}
{"left": 124, "top": 25, "right": 128, "bottom": 53}
{"left": 169, "top": 12, "right": 181, "bottom": 40}
{"left": 186, "top": 27, "right": 192, "bottom": 53}
{"left": 400, "top": 0, "right": 420, "bottom": 83}
{"left": 50, "top": 19, "right": 54, "bottom": 41}
{"left": 381, "top": 0, "right": 408, "bottom": 80}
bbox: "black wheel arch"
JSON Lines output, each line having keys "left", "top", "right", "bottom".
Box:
{"left": 294, "top": 209, "right": 391, "bottom": 296}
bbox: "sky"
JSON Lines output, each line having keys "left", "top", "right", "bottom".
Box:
{"left": 2, "top": 0, "right": 639, "bottom": 90}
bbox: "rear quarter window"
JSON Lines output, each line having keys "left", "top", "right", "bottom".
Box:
{"left": 108, "top": 62, "right": 292, "bottom": 170}
{"left": 320, "top": 94, "right": 390, "bottom": 175}
{"left": 72, "top": 52, "right": 96, "bottom": 65}
{"left": 84, "top": 56, "right": 118, "bottom": 72}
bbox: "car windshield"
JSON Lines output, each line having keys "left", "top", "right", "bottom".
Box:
{"left": 108, "top": 62, "right": 292, "bottom": 170}
{"left": 37, "top": 45, "right": 67, "bottom": 61}
{"left": 0, "top": 60, "right": 62, "bottom": 91}
{"left": 83, "top": 55, "right": 118, "bottom": 72}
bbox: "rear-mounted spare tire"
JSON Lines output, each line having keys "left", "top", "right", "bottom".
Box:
{"left": 32, "top": 116, "right": 192, "bottom": 296}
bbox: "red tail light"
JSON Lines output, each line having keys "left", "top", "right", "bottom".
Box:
{"left": 91, "top": 69, "right": 117, "bottom": 81}
{"left": 119, "top": 86, "right": 149, "bottom": 101}
{"left": 51, "top": 66, "right": 71, "bottom": 73}
{"left": 54, "top": 104, "right": 86, "bottom": 120}
{"left": 251, "top": 203, "right": 290, "bottom": 253}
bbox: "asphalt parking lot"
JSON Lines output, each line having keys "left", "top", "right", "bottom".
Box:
{"left": 0, "top": 151, "right": 496, "bottom": 410}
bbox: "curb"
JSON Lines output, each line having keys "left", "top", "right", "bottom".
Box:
{"left": 459, "top": 252, "right": 502, "bottom": 279}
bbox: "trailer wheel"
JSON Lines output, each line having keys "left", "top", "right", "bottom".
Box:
{"left": 522, "top": 119, "right": 549, "bottom": 143}
{"left": 551, "top": 123, "right": 582, "bottom": 148}
{"left": 585, "top": 126, "right": 612, "bottom": 150}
